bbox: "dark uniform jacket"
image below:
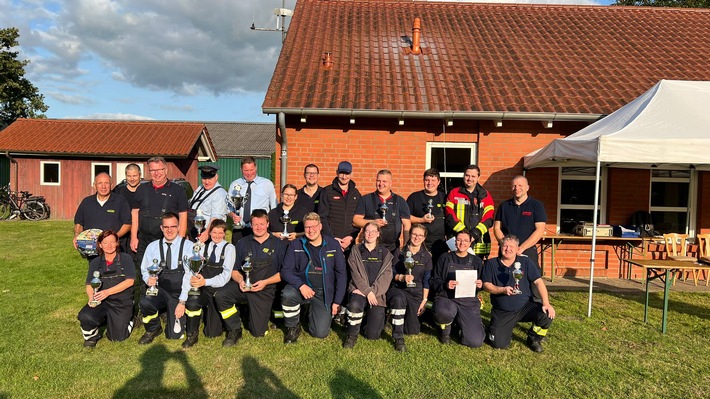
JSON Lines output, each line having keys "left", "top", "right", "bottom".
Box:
{"left": 318, "top": 178, "right": 361, "bottom": 240}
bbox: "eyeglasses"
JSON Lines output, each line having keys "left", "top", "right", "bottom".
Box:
{"left": 411, "top": 233, "right": 425, "bottom": 238}
{"left": 282, "top": 193, "right": 297, "bottom": 197}
{"left": 304, "top": 224, "right": 321, "bottom": 231}
{"left": 364, "top": 230, "right": 379, "bottom": 235}
{"left": 149, "top": 168, "right": 166, "bottom": 174}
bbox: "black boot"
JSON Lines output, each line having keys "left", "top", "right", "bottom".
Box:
{"left": 440, "top": 324, "right": 452, "bottom": 344}
{"left": 394, "top": 338, "right": 406, "bottom": 352}
{"left": 222, "top": 329, "right": 243, "bottom": 347}
{"left": 182, "top": 332, "right": 199, "bottom": 349}
{"left": 343, "top": 335, "right": 358, "bottom": 349}
{"left": 527, "top": 337, "right": 544, "bottom": 353}
{"left": 284, "top": 326, "right": 301, "bottom": 344}
{"left": 138, "top": 325, "right": 163, "bottom": 345}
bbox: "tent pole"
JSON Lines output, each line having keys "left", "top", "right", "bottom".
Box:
{"left": 587, "top": 160, "right": 602, "bottom": 317}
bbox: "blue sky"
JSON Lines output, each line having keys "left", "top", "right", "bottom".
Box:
{"left": 3, "top": 0, "right": 612, "bottom": 123}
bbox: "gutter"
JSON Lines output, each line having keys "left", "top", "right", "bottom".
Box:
{"left": 277, "top": 112, "right": 287, "bottom": 188}
{"left": 4, "top": 151, "right": 18, "bottom": 191}
{"left": 262, "top": 108, "right": 604, "bottom": 122}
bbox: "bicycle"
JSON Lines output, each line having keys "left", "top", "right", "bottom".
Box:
{"left": 0, "top": 185, "right": 50, "bottom": 220}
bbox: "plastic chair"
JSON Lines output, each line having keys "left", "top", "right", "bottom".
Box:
{"left": 662, "top": 233, "right": 697, "bottom": 285}
{"left": 696, "top": 234, "right": 710, "bottom": 286}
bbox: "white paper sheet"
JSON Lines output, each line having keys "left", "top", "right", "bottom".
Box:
{"left": 454, "top": 269, "right": 478, "bottom": 298}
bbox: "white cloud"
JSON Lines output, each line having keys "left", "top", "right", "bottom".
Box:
{"left": 45, "top": 91, "right": 93, "bottom": 105}
{"left": 65, "top": 112, "right": 154, "bottom": 120}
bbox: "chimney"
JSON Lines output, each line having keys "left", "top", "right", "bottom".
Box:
{"left": 322, "top": 52, "right": 334, "bottom": 70}
{"left": 411, "top": 17, "right": 422, "bottom": 55}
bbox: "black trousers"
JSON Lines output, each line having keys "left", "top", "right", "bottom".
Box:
{"left": 214, "top": 280, "right": 275, "bottom": 337}
{"left": 281, "top": 285, "right": 332, "bottom": 339}
{"left": 386, "top": 287, "right": 422, "bottom": 336}
{"left": 185, "top": 286, "right": 224, "bottom": 338}
{"left": 139, "top": 289, "right": 185, "bottom": 339}
{"left": 345, "top": 293, "right": 388, "bottom": 340}
{"left": 432, "top": 296, "right": 485, "bottom": 348}
{"left": 78, "top": 296, "right": 133, "bottom": 342}
{"left": 488, "top": 301, "right": 553, "bottom": 349}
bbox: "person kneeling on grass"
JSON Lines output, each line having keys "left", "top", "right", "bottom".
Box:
{"left": 481, "top": 234, "right": 555, "bottom": 352}
{"left": 280, "top": 212, "right": 347, "bottom": 344}
{"left": 183, "top": 219, "right": 235, "bottom": 348}
{"left": 430, "top": 230, "right": 485, "bottom": 348}
{"left": 78, "top": 230, "right": 135, "bottom": 348}
{"left": 343, "top": 222, "right": 397, "bottom": 350}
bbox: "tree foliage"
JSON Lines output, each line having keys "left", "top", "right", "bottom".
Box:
{"left": 0, "top": 27, "right": 48, "bottom": 130}
{"left": 613, "top": 0, "right": 710, "bottom": 7}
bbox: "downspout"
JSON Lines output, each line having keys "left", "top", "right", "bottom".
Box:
{"left": 5, "top": 151, "right": 18, "bottom": 191}
{"left": 278, "top": 112, "right": 287, "bottom": 188}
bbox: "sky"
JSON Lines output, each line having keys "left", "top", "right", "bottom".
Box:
{"left": 3, "top": 0, "right": 612, "bottom": 123}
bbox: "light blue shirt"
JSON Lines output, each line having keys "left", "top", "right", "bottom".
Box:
{"left": 189, "top": 183, "right": 228, "bottom": 225}
{"left": 202, "top": 240, "right": 235, "bottom": 288}
{"left": 228, "top": 176, "right": 277, "bottom": 224}
{"left": 141, "top": 236, "right": 194, "bottom": 302}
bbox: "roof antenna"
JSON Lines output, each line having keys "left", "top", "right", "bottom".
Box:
{"left": 250, "top": 0, "right": 293, "bottom": 43}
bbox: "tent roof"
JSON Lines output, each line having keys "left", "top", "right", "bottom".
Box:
{"left": 524, "top": 80, "right": 710, "bottom": 170}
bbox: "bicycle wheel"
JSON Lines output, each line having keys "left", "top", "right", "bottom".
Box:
{"left": 0, "top": 201, "right": 11, "bottom": 220}
{"left": 22, "top": 201, "right": 47, "bottom": 220}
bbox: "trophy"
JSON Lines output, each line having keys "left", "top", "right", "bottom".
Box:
{"left": 512, "top": 262, "right": 523, "bottom": 295}
{"left": 194, "top": 213, "right": 206, "bottom": 236}
{"left": 187, "top": 242, "right": 205, "bottom": 296}
{"left": 280, "top": 209, "right": 291, "bottom": 239}
{"left": 146, "top": 259, "right": 162, "bottom": 296}
{"left": 404, "top": 251, "right": 416, "bottom": 288}
{"left": 227, "top": 185, "right": 245, "bottom": 229}
{"left": 379, "top": 202, "right": 389, "bottom": 222}
{"left": 425, "top": 199, "right": 434, "bottom": 221}
{"left": 89, "top": 271, "right": 102, "bottom": 307}
{"left": 241, "top": 255, "right": 253, "bottom": 291}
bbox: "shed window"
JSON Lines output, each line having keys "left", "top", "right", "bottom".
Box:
{"left": 41, "top": 161, "right": 61, "bottom": 185}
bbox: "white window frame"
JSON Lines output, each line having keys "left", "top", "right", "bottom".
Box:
{"left": 91, "top": 162, "right": 112, "bottom": 184}
{"left": 40, "top": 161, "right": 61, "bottom": 186}
{"left": 557, "top": 166, "right": 608, "bottom": 230}
{"left": 425, "top": 142, "right": 477, "bottom": 191}
{"left": 115, "top": 162, "right": 144, "bottom": 185}
{"left": 649, "top": 169, "right": 696, "bottom": 236}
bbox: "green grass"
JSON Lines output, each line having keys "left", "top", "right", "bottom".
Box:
{"left": 1, "top": 220, "right": 709, "bottom": 398}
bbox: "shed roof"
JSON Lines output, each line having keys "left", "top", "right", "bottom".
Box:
{"left": 204, "top": 122, "right": 274, "bottom": 158}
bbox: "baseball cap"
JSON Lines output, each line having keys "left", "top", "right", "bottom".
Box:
{"left": 337, "top": 161, "right": 352, "bottom": 174}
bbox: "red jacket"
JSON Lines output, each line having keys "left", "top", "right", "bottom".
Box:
{"left": 445, "top": 185, "right": 494, "bottom": 257}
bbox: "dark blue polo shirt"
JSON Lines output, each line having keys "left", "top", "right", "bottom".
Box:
{"left": 74, "top": 193, "right": 131, "bottom": 232}
{"left": 494, "top": 196, "right": 547, "bottom": 243}
{"left": 482, "top": 255, "right": 540, "bottom": 312}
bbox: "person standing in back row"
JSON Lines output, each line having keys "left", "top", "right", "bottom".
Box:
{"left": 318, "top": 161, "right": 361, "bottom": 256}
{"left": 295, "top": 164, "right": 324, "bottom": 213}
{"left": 407, "top": 168, "right": 448, "bottom": 264}
{"left": 493, "top": 175, "right": 547, "bottom": 268}
{"left": 228, "top": 156, "right": 277, "bottom": 244}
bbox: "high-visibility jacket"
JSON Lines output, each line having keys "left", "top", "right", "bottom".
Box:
{"left": 445, "top": 185, "right": 494, "bottom": 257}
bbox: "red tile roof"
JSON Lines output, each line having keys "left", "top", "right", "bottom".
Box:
{"left": 0, "top": 119, "right": 216, "bottom": 158}
{"left": 263, "top": 1, "right": 710, "bottom": 118}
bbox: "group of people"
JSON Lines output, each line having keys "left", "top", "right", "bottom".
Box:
{"left": 74, "top": 156, "right": 555, "bottom": 353}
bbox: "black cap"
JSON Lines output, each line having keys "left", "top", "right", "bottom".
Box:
{"left": 337, "top": 161, "right": 352, "bottom": 174}
{"left": 199, "top": 164, "right": 220, "bottom": 179}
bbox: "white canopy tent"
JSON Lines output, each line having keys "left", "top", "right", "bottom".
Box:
{"left": 524, "top": 79, "right": 710, "bottom": 317}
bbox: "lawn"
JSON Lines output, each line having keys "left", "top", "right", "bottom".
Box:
{"left": 1, "top": 220, "right": 709, "bottom": 398}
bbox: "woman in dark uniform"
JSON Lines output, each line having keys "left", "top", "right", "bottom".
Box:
{"left": 388, "top": 224, "right": 433, "bottom": 339}
{"left": 343, "top": 221, "right": 395, "bottom": 350}
{"left": 77, "top": 229, "right": 135, "bottom": 348}
{"left": 430, "top": 230, "right": 485, "bottom": 348}
{"left": 268, "top": 184, "right": 307, "bottom": 242}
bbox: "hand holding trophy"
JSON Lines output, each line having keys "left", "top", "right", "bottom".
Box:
{"left": 187, "top": 242, "right": 205, "bottom": 296}
{"left": 404, "top": 251, "right": 416, "bottom": 288}
{"left": 227, "top": 185, "right": 245, "bottom": 229}
{"left": 89, "top": 271, "right": 102, "bottom": 307}
{"left": 512, "top": 262, "right": 523, "bottom": 295}
{"left": 146, "top": 259, "right": 162, "bottom": 296}
{"left": 424, "top": 199, "right": 435, "bottom": 222}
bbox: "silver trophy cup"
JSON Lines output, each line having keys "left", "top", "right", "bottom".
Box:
{"left": 227, "top": 185, "right": 245, "bottom": 229}
{"left": 242, "top": 255, "right": 253, "bottom": 291}
{"left": 194, "top": 214, "right": 206, "bottom": 236}
{"left": 281, "top": 210, "right": 291, "bottom": 239}
{"left": 188, "top": 243, "right": 205, "bottom": 296}
{"left": 89, "top": 271, "right": 102, "bottom": 307}
{"left": 146, "top": 259, "right": 162, "bottom": 296}
{"left": 512, "top": 262, "right": 523, "bottom": 295}
{"left": 380, "top": 202, "right": 389, "bottom": 222}
{"left": 404, "top": 251, "right": 416, "bottom": 288}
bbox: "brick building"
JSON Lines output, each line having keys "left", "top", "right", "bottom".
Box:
{"left": 262, "top": 1, "right": 710, "bottom": 278}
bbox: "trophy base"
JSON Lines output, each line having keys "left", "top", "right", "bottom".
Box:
{"left": 188, "top": 288, "right": 201, "bottom": 296}
{"left": 89, "top": 300, "right": 101, "bottom": 307}
{"left": 512, "top": 289, "right": 522, "bottom": 295}
{"left": 406, "top": 283, "right": 417, "bottom": 288}
{"left": 146, "top": 289, "right": 159, "bottom": 297}
{"left": 243, "top": 285, "right": 252, "bottom": 291}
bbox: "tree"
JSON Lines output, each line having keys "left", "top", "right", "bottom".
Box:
{"left": 613, "top": 0, "right": 709, "bottom": 7}
{"left": 0, "top": 27, "right": 48, "bottom": 130}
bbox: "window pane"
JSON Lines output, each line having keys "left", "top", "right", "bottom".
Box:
{"left": 651, "top": 211, "right": 687, "bottom": 234}
{"left": 560, "top": 209, "right": 600, "bottom": 234}
{"left": 650, "top": 182, "right": 688, "bottom": 207}
{"left": 430, "top": 148, "right": 471, "bottom": 173}
{"left": 43, "top": 163, "right": 59, "bottom": 183}
{"left": 560, "top": 180, "right": 597, "bottom": 206}
{"left": 442, "top": 177, "right": 463, "bottom": 193}
{"left": 94, "top": 165, "right": 110, "bottom": 177}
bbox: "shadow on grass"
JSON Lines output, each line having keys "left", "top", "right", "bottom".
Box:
{"left": 555, "top": 276, "right": 709, "bottom": 321}
{"left": 329, "top": 369, "right": 383, "bottom": 399}
{"left": 236, "top": 356, "right": 298, "bottom": 399}
{"left": 112, "top": 344, "right": 207, "bottom": 399}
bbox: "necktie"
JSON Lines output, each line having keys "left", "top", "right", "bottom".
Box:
{"left": 209, "top": 243, "right": 217, "bottom": 263}
{"left": 165, "top": 242, "right": 172, "bottom": 269}
{"left": 243, "top": 181, "right": 254, "bottom": 223}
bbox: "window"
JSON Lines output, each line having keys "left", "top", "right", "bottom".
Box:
{"left": 425, "top": 142, "right": 477, "bottom": 192}
{"left": 650, "top": 169, "right": 696, "bottom": 235}
{"left": 41, "top": 161, "right": 61, "bottom": 185}
{"left": 91, "top": 163, "right": 111, "bottom": 184}
{"left": 558, "top": 167, "right": 606, "bottom": 233}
